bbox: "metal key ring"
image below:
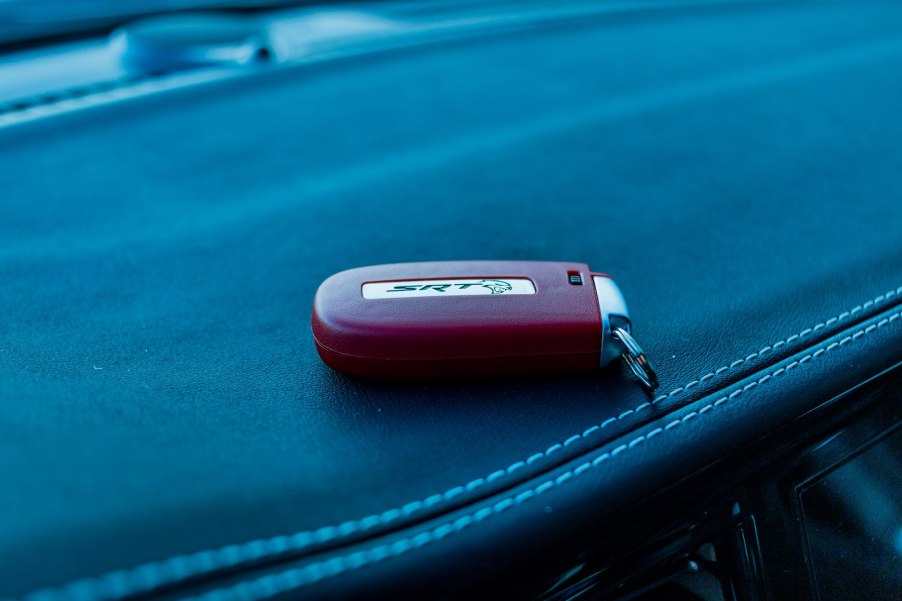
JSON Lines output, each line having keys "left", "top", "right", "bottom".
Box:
{"left": 611, "top": 327, "right": 659, "bottom": 391}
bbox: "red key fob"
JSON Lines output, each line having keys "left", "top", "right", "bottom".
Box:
{"left": 311, "top": 261, "right": 657, "bottom": 389}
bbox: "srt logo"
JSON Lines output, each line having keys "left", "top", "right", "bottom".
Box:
{"left": 387, "top": 279, "right": 514, "bottom": 294}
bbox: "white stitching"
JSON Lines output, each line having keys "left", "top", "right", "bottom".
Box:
{"left": 187, "top": 309, "right": 902, "bottom": 601}
{"left": 20, "top": 286, "right": 902, "bottom": 601}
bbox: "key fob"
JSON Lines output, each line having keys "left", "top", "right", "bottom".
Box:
{"left": 311, "top": 261, "right": 657, "bottom": 389}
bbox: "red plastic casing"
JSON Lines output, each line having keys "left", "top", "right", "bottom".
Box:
{"left": 311, "top": 261, "right": 605, "bottom": 378}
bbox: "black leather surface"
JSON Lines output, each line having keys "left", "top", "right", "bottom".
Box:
{"left": 2, "top": 1, "right": 902, "bottom": 599}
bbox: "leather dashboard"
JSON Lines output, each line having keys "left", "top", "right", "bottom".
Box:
{"left": 2, "top": 1, "right": 902, "bottom": 599}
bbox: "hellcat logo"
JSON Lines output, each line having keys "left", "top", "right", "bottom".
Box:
{"left": 387, "top": 279, "right": 514, "bottom": 294}
{"left": 477, "top": 279, "right": 514, "bottom": 294}
{"left": 361, "top": 277, "right": 535, "bottom": 299}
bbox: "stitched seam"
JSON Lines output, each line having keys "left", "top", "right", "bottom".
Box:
{"left": 0, "top": 71, "right": 235, "bottom": 130}
{"left": 186, "top": 309, "right": 902, "bottom": 601}
{"left": 19, "top": 286, "right": 902, "bottom": 601}
{"left": 0, "top": 75, "right": 160, "bottom": 118}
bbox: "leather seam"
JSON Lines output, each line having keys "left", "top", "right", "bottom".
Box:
{"left": 184, "top": 308, "right": 902, "bottom": 600}
{"left": 17, "top": 285, "right": 902, "bottom": 601}
{"left": 0, "top": 71, "right": 234, "bottom": 130}
{"left": 0, "top": 75, "right": 161, "bottom": 117}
